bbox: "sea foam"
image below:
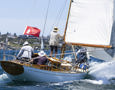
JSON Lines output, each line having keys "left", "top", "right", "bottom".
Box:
{"left": 89, "top": 60, "right": 115, "bottom": 84}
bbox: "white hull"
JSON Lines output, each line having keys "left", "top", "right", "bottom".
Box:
{"left": 6, "top": 65, "right": 86, "bottom": 82}
{"left": 0, "top": 61, "right": 86, "bottom": 82}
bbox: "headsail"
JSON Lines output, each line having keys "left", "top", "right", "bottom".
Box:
{"left": 65, "top": 0, "right": 114, "bottom": 48}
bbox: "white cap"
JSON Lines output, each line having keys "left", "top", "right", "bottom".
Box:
{"left": 23, "top": 41, "right": 29, "bottom": 46}
{"left": 38, "top": 50, "right": 46, "bottom": 57}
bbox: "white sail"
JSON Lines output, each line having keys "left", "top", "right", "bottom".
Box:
{"left": 65, "top": 0, "right": 113, "bottom": 47}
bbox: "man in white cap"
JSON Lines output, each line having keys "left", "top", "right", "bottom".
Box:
{"left": 17, "top": 41, "right": 34, "bottom": 61}
{"left": 49, "top": 27, "right": 61, "bottom": 57}
{"left": 32, "top": 50, "right": 48, "bottom": 65}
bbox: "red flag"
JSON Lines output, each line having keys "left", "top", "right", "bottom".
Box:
{"left": 24, "top": 26, "right": 40, "bottom": 37}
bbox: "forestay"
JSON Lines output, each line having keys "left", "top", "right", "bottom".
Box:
{"left": 65, "top": 0, "right": 114, "bottom": 48}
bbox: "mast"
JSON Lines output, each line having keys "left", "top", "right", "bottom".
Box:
{"left": 60, "top": 0, "right": 72, "bottom": 59}
{"left": 63, "top": 0, "right": 72, "bottom": 41}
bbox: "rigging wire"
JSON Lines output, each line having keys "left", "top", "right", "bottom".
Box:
{"left": 49, "top": 0, "right": 68, "bottom": 34}
{"left": 55, "top": 0, "right": 68, "bottom": 27}
{"left": 42, "top": 0, "right": 51, "bottom": 36}
{"left": 40, "top": 0, "right": 51, "bottom": 50}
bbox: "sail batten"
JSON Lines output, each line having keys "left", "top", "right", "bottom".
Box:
{"left": 65, "top": 0, "right": 114, "bottom": 48}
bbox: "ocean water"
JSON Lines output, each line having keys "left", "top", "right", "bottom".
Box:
{"left": 0, "top": 49, "right": 115, "bottom": 90}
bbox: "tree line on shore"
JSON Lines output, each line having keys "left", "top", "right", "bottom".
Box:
{"left": 0, "top": 32, "right": 75, "bottom": 51}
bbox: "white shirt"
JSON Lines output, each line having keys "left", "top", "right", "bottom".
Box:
{"left": 49, "top": 31, "right": 60, "bottom": 46}
{"left": 17, "top": 45, "right": 34, "bottom": 59}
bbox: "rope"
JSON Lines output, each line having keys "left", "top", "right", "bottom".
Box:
{"left": 49, "top": 52, "right": 75, "bottom": 57}
{"left": 47, "top": 49, "right": 106, "bottom": 57}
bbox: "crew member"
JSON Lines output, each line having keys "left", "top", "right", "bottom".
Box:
{"left": 49, "top": 27, "right": 61, "bottom": 57}
{"left": 17, "top": 41, "right": 34, "bottom": 61}
{"left": 32, "top": 50, "right": 48, "bottom": 65}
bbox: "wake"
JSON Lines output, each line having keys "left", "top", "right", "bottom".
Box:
{"left": 0, "top": 73, "right": 11, "bottom": 83}
{"left": 89, "top": 60, "right": 115, "bottom": 84}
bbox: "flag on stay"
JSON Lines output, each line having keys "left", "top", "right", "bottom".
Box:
{"left": 24, "top": 26, "right": 41, "bottom": 37}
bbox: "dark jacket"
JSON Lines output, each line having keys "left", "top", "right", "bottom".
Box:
{"left": 33, "top": 56, "right": 48, "bottom": 65}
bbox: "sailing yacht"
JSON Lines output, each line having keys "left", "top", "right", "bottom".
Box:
{"left": 0, "top": 0, "right": 114, "bottom": 82}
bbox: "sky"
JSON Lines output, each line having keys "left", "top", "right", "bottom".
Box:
{"left": 0, "top": 0, "right": 70, "bottom": 36}
{"left": 0, "top": 0, "right": 115, "bottom": 37}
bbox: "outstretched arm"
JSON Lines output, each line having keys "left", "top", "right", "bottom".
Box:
{"left": 17, "top": 49, "right": 24, "bottom": 57}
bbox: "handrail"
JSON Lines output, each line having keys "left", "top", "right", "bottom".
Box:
{"left": 2, "top": 54, "right": 16, "bottom": 60}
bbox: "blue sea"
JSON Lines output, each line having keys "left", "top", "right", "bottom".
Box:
{"left": 0, "top": 49, "right": 115, "bottom": 90}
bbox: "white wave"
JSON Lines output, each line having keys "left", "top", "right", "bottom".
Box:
{"left": 0, "top": 73, "right": 8, "bottom": 80}
{"left": 89, "top": 60, "right": 115, "bottom": 84}
{"left": 0, "top": 73, "right": 11, "bottom": 83}
{"left": 81, "top": 79, "right": 103, "bottom": 85}
{"left": 50, "top": 80, "right": 75, "bottom": 86}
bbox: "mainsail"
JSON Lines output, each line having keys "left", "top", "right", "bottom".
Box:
{"left": 65, "top": 0, "right": 114, "bottom": 48}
